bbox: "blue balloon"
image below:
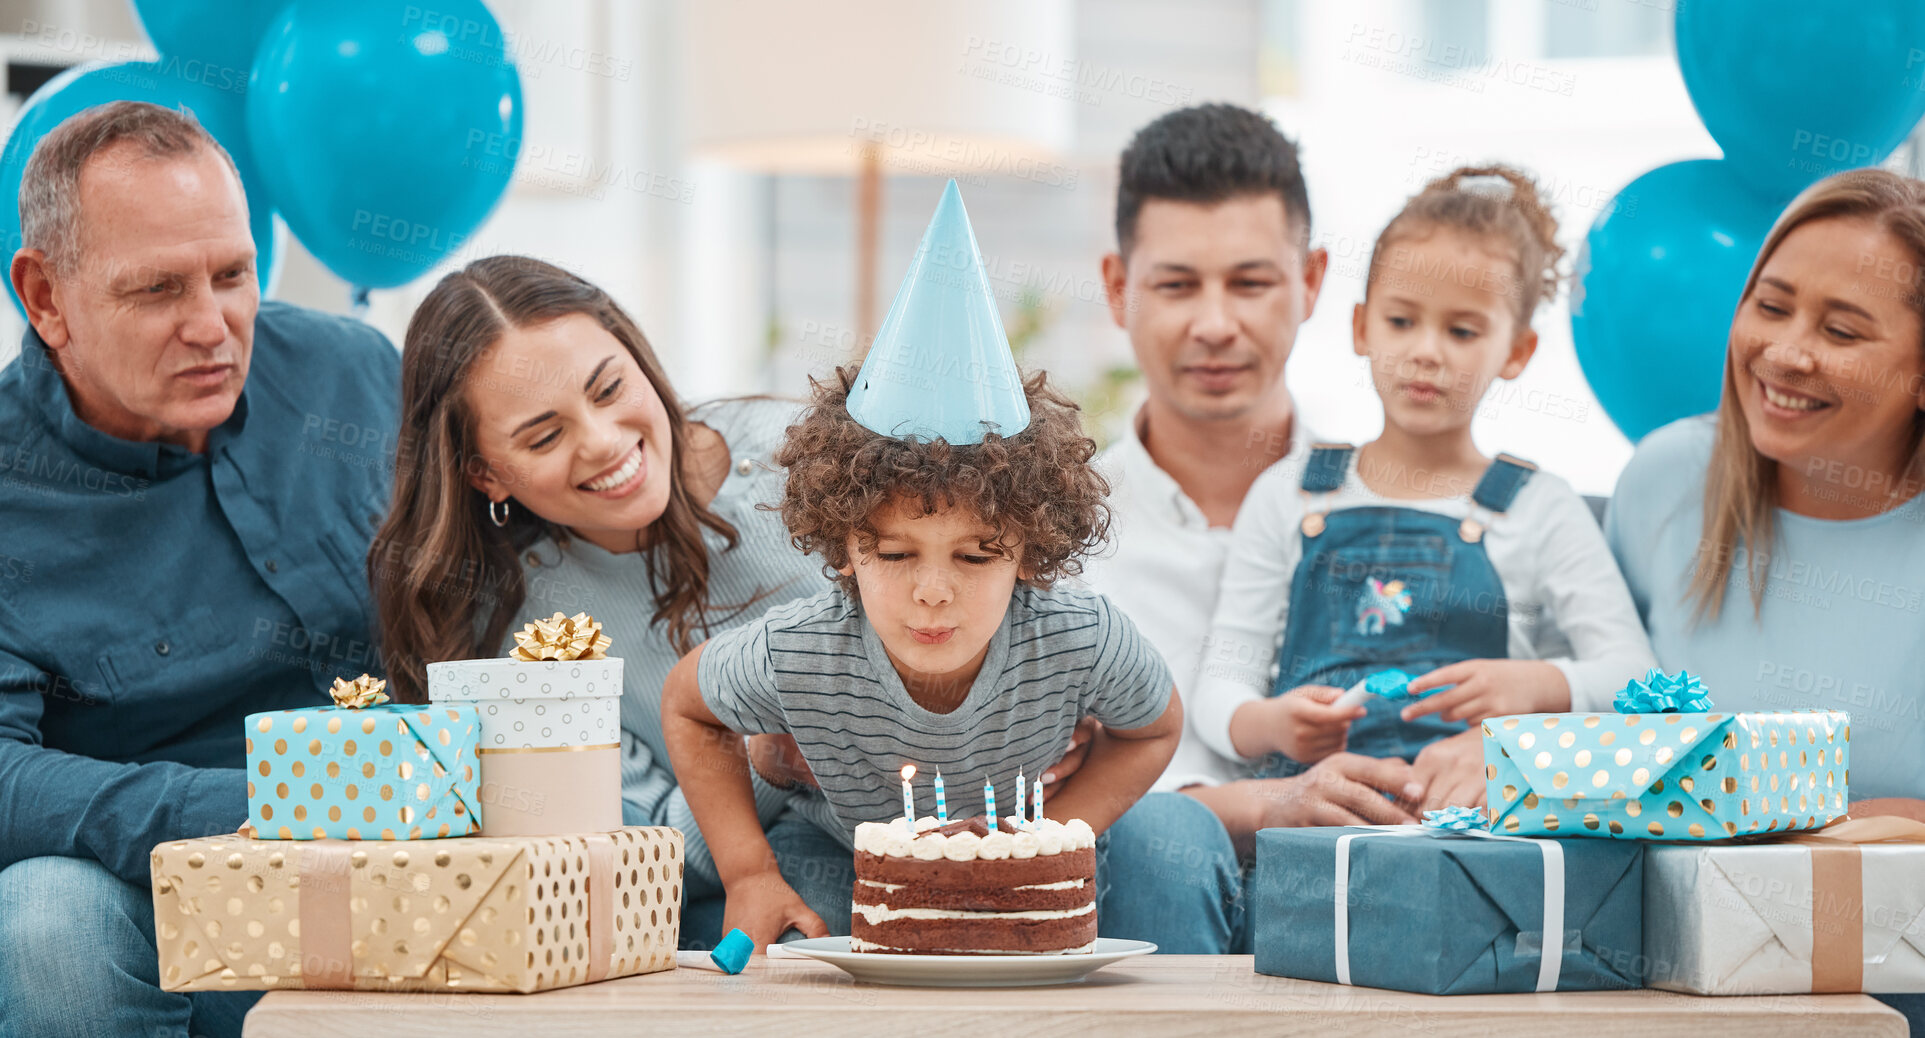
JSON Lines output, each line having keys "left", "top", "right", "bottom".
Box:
{"left": 1677, "top": 0, "right": 1925, "bottom": 200}
{"left": 133, "top": 0, "right": 289, "bottom": 83}
{"left": 246, "top": 0, "right": 522, "bottom": 289}
{"left": 0, "top": 61, "right": 280, "bottom": 314}
{"left": 1571, "top": 160, "right": 1782, "bottom": 442}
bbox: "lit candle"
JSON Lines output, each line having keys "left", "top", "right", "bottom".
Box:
{"left": 1012, "top": 770, "right": 1026, "bottom": 828}
{"left": 934, "top": 769, "right": 948, "bottom": 823}
{"left": 984, "top": 777, "right": 997, "bottom": 830}
{"left": 900, "top": 764, "right": 916, "bottom": 828}
{"left": 1033, "top": 776, "right": 1044, "bottom": 822}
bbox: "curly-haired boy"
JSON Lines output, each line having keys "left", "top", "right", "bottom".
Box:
{"left": 662, "top": 365, "right": 1182, "bottom": 948}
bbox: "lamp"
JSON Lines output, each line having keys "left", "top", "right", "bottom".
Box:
{"left": 684, "top": 0, "right": 1073, "bottom": 347}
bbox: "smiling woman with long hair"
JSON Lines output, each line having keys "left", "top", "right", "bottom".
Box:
{"left": 368, "top": 255, "right": 826, "bottom": 944}
{"left": 1607, "top": 168, "right": 1925, "bottom": 1028}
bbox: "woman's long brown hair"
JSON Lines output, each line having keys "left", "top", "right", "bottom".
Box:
{"left": 1692, "top": 169, "right": 1925, "bottom": 621}
{"left": 371, "top": 255, "right": 741, "bottom": 702}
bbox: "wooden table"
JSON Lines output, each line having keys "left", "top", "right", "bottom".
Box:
{"left": 242, "top": 956, "right": 1907, "bottom": 1037}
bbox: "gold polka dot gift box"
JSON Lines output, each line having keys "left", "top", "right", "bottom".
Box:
{"left": 427, "top": 612, "right": 622, "bottom": 838}
{"left": 1482, "top": 671, "right": 1849, "bottom": 840}
{"left": 245, "top": 675, "right": 482, "bottom": 841}
{"left": 150, "top": 826, "right": 681, "bottom": 994}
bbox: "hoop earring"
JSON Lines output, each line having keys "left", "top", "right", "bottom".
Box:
{"left": 489, "top": 499, "right": 511, "bottom": 527}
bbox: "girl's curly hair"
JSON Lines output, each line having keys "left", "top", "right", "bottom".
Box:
{"left": 774, "top": 364, "right": 1112, "bottom": 594}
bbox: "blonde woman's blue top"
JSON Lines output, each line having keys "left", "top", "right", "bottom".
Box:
{"left": 1605, "top": 416, "right": 1925, "bottom": 801}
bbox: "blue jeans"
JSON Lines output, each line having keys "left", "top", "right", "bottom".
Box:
{"left": 0, "top": 856, "right": 260, "bottom": 1038}
{"left": 766, "top": 811, "right": 857, "bottom": 941}
{"left": 1097, "top": 792, "right": 1244, "bottom": 954}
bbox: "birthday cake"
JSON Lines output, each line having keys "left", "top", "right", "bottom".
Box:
{"left": 849, "top": 815, "right": 1098, "bottom": 955}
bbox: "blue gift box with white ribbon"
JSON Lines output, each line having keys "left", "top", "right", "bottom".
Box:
{"left": 1253, "top": 825, "right": 1644, "bottom": 994}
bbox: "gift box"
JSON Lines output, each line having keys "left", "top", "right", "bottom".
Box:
{"left": 1644, "top": 818, "right": 1925, "bottom": 994}
{"left": 1253, "top": 825, "right": 1644, "bottom": 994}
{"left": 1483, "top": 709, "right": 1850, "bottom": 841}
{"left": 246, "top": 675, "right": 481, "bottom": 841}
{"left": 151, "top": 826, "right": 681, "bottom": 993}
{"left": 429, "top": 612, "right": 623, "bottom": 837}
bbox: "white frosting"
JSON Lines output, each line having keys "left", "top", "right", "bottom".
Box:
{"left": 1013, "top": 879, "right": 1085, "bottom": 891}
{"left": 942, "top": 831, "right": 982, "bottom": 862}
{"left": 977, "top": 832, "right": 1013, "bottom": 860}
{"left": 852, "top": 901, "right": 1096, "bottom": 924}
{"left": 859, "top": 816, "right": 1094, "bottom": 860}
{"left": 857, "top": 879, "right": 906, "bottom": 892}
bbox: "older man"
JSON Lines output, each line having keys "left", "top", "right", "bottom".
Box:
{"left": 0, "top": 102, "right": 397, "bottom": 1037}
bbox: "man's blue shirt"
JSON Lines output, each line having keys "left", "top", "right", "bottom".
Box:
{"left": 0, "top": 301, "right": 399, "bottom": 882}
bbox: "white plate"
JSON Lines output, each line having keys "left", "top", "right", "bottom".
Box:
{"left": 775, "top": 937, "right": 1156, "bottom": 987}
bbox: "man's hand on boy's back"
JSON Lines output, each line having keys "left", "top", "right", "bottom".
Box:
{"left": 723, "top": 869, "right": 829, "bottom": 950}
{"left": 1039, "top": 718, "right": 1100, "bottom": 800}
{"left": 1408, "top": 730, "right": 1488, "bottom": 813}
{"left": 748, "top": 734, "right": 818, "bottom": 790}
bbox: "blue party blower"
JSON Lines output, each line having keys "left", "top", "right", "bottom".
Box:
{"left": 1252, "top": 819, "right": 1644, "bottom": 995}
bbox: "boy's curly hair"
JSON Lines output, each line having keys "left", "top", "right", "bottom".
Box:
{"left": 775, "top": 364, "right": 1112, "bottom": 594}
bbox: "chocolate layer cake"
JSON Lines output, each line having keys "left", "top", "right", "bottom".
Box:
{"left": 849, "top": 815, "right": 1097, "bottom": 955}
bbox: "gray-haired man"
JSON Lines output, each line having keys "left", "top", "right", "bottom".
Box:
{"left": 0, "top": 101, "right": 398, "bottom": 1037}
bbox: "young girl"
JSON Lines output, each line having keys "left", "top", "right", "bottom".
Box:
{"left": 1191, "top": 165, "right": 1657, "bottom": 779}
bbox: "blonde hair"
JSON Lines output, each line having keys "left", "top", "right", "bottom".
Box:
{"left": 1366, "top": 164, "right": 1564, "bottom": 323}
{"left": 1692, "top": 168, "right": 1925, "bottom": 621}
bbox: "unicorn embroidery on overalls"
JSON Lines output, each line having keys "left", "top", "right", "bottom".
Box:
{"left": 1355, "top": 578, "right": 1413, "bottom": 636}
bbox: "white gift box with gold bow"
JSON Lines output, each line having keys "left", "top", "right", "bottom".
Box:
{"left": 429, "top": 613, "right": 623, "bottom": 837}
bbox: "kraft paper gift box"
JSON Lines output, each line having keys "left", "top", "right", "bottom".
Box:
{"left": 152, "top": 826, "right": 681, "bottom": 994}
{"left": 428, "top": 612, "right": 623, "bottom": 837}
{"left": 246, "top": 675, "right": 481, "bottom": 841}
{"left": 1483, "top": 709, "right": 1850, "bottom": 841}
{"left": 1253, "top": 824, "right": 1645, "bottom": 995}
{"left": 1644, "top": 818, "right": 1925, "bottom": 994}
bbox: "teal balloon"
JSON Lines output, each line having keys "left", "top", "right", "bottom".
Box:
{"left": 0, "top": 61, "right": 280, "bottom": 314}
{"left": 246, "top": 0, "right": 522, "bottom": 288}
{"left": 133, "top": 0, "right": 288, "bottom": 81}
{"left": 1571, "top": 160, "right": 1781, "bottom": 442}
{"left": 846, "top": 180, "right": 1032, "bottom": 445}
{"left": 1676, "top": 0, "right": 1925, "bottom": 200}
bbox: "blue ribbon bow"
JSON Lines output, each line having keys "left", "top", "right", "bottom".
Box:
{"left": 1422, "top": 805, "right": 1490, "bottom": 831}
{"left": 1613, "top": 668, "right": 1714, "bottom": 714}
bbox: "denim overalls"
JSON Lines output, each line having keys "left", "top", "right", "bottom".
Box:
{"left": 1255, "top": 444, "right": 1537, "bottom": 778}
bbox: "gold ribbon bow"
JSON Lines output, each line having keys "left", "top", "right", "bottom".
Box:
{"left": 511, "top": 612, "right": 612, "bottom": 662}
{"left": 328, "top": 674, "right": 389, "bottom": 709}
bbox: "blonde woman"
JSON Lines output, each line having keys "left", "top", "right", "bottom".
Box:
{"left": 1605, "top": 168, "right": 1925, "bottom": 1026}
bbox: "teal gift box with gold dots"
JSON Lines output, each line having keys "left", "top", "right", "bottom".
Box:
{"left": 244, "top": 675, "right": 483, "bottom": 840}
{"left": 1482, "top": 709, "right": 1850, "bottom": 840}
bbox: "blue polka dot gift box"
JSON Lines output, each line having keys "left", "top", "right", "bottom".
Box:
{"left": 245, "top": 674, "right": 482, "bottom": 840}
{"left": 428, "top": 612, "right": 623, "bottom": 837}
{"left": 1483, "top": 670, "right": 1850, "bottom": 841}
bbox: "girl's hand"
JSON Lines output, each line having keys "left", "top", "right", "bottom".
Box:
{"left": 1399, "top": 659, "right": 1570, "bottom": 724}
{"left": 722, "top": 870, "right": 828, "bottom": 950}
{"left": 1041, "top": 718, "right": 1099, "bottom": 800}
{"left": 1271, "top": 685, "right": 1363, "bottom": 763}
{"left": 748, "top": 733, "right": 817, "bottom": 789}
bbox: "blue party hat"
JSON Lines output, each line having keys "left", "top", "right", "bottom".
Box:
{"left": 846, "top": 180, "right": 1031, "bottom": 444}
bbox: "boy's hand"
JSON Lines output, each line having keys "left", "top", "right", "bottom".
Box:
{"left": 1272, "top": 684, "right": 1363, "bottom": 762}
{"left": 1399, "top": 659, "right": 1570, "bottom": 725}
{"left": 722, "top": 870, "right": 828, "bottom": 950}
{"left": 748, "top": 734, "right": 818, "bottom": 790}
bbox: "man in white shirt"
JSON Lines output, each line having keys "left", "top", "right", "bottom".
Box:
{"left": 1083, "top": 105, "right": 1427, "bottom": 876}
